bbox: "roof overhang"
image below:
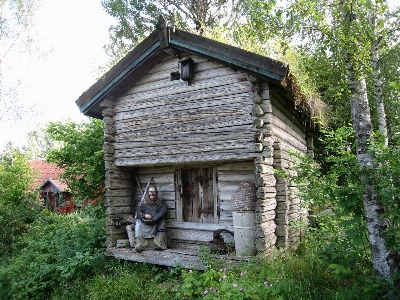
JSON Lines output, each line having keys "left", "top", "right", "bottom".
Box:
{"left": 75, "top": 16, "right": 289, "bottom": 119}
{"left": 40, "top": 178, "right": 63, "bottom": 193}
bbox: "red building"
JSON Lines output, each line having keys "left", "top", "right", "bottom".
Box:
{"left": 28, "top": 160, "right": 75, "bottom": 214}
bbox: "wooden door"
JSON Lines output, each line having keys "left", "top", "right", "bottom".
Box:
{"left": 182, "top": 168, "right": 216, "bottom": 223}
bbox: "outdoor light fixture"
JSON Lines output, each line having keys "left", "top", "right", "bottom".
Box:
{"left": 112, "top": 216, "right": 122, "bottom": 228}
{"left": 179, "top": 57, "right": 194, "bottom": 85}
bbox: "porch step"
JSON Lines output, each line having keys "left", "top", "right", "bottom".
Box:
{"left": 108, "top": 247, "right": 250, "bottom": 270}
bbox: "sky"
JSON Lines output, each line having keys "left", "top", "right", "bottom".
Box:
{"left": 0, "top": 0, "right": 116, "bottom": 151}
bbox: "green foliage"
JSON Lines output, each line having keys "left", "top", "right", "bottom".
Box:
{"left": 47, "top": 261, "right": 178, "bottom": 300}
{"left": 172, "top": 246, "right": 385, "bottom": 300}
{"left": 291, "top": 125, "right": 363, "bottom": 213}
{"left": 243, "top": 0, "right": 400, "bottom": 136}
{"left": 286, "top": 126, "right": 374, "bottom": 278}
{"left": 0, "top": 203, "right": 106, "bottom": 300}
{"left": 1, "top": 0, "right": 42, "bottom": 120}
{"left": 0, "top": 146, "right": 40, "bottom": 255}
{"left": 369, "top": 144, "right": 400, "bottom": 254}
{"left": 39, "top": 248, "right": 384, "bottom": 300}
{"left": 46, "top": 118, "right": 105, "bottom": 202}
{"left": 22, "top": 128, "right": 61, "bottom": 160}
{"left": 100, "top": 0, "right": 242, "bottom": 70}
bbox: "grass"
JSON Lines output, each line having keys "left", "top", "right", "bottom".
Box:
{"left": 47, "top": 246, "right": 382, "bottom": 300}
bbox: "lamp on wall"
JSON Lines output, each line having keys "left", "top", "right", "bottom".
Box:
{"left": 112, "top": 216, "right": 123, "bottom": 228}
{"left": 179, "top": 57, "right": 194, "bottom": 85}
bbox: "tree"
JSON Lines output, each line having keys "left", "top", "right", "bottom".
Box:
{"left": 0, "top": 144, "right": 40, "bottom": 254}
{"left": 243, "top": 0, "right": 399, "bottom": 283}
{"left": 100, "top": 0, "right": 242, "bottom": 69}
{"left": 0, "top": 0, "right": 42, "bottom": 121}
{"left": 45, "top": 119, "right": 105, "bottom": 202}
{"left": 22, "top": 128, "right": 62, "bottom": 160}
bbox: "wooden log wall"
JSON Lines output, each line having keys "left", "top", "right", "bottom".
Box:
{"left": 112, "top": 54, "right": 257, "bottom": 167}
{"left": 101, "top": 99, "right": 135, "bottom": 249}
{"left": 217, "top": 161, "right": 255, "bottom": 225}
{"left": 269, "top": 88, "right": 309, "bottom": 249}
{"left": 252, "top": 79, "right": 278, "bottom": 253}
{"left": 102, "top": 52, "right": 313, "bottom": 253}
{"left": 127, "top": 163, "right": 253, "bottom": 250}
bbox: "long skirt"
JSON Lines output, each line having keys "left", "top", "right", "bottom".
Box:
{"left": 134, "top": 219, "right": 167, "bottom": 250}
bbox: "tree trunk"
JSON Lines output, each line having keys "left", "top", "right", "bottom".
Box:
{"left": 345, "top": 61, "right": 394, "bottom": 280}
{"left": 369, "top": 12, "right": 388, "bottom": 146}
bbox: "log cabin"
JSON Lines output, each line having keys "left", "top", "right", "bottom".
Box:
{"left": 75, "top": 16, "right": 316, "bottom": 269}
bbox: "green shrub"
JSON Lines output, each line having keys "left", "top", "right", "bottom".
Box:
{"left": 172, "top": 248, "right": 382, "bottom": 300}
{"left": 0, "top": 203, "right": 106, "bottom": 300}
{"left": 49, "top": 260, "right": 178, "bottom": 300}
{"left": 0, "top": 147, "right": 41, "bottom": 255}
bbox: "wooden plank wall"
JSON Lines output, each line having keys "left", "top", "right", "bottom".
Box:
{"left": 112, "top": 54, "right": 256, "bottom": 167}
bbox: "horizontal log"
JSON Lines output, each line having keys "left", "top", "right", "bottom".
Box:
{"left": 115, "top": 127, "right": 254, "bottom": 151}
{"left": 166, "top": 221, "right": 233, "bottom": 232}
{"left": 136, "top": 165, "right": 176, "bottom": 175}
{"left": 270, "top": 93, "right": 305, "bottom": 130}
{"left": 273, "top": 159, "right": 292, "bottom": 170}
{"left": 114, "top": 138, "right": 254, "bottom": 159}
{"left": 219, "top": 191, "right": 235, "bottom": 202}
{"left": 270, "top": 108, "right": 306, "bottom": 140}
{"left": 218, "top": 171, "right": 255, "bottom": 182}
{"left": 115, "top": 152, "right": 257, "bottom": 167}
{"left": 218, "top": 182, "right": 252, "bottom": 194}
{"left": 118, "top": 72, "right": 251, "bottom": 104}
{"left": 256, "top": 232, "right": 277, "bottom": 251}
{"left": 105, "top": 196, "right": 134, "bottom": 207}
{"left": 217, "top": 161, "right": 254, "bottom": 171}
{"left": 220, "top": 202, "right": 233, "bottom": 212}
{"left": 147, "top": 56, "right": 216, "bottom": 75}
{"left": 106, "top": 170, "right": 134, "bottom": 180}
{"left": 168, "top": 228, "right": 234, "bottom": 244}
{"left": 125, "top": 62, "right": 243, "bottom": 95}
{"left": 105, "top": 178, "right": 133, "bottom": 190}
{"left": 255, "top": 174, "right": 277, "bottom": 188}
{"left": 116, "top": 115, "right": 254, "bottom": 141}
{"left": 106, "top": 189, "right": 133, "bottom": 198}
{"left": 115, "top": 93, "right": 252, "bottom": 122}
{"left": 114, "top": 82, "right": 252, "bottom": 113}
{"left": 271, "top": 128, "right": 307, "bottom": 154}
{"left": 220, "top": 211, "right": 233, "bottom": 221}
{"left": 259, "top": 220, "right": 277, "bottom": 235}
{"left": 254, "top": 164, "right": 274, "bottom": 174}
{"left": 106, "top": 196, "right": 176, "bottom": 209}
{"left": 257, "top": 197, "right": 277, "bottom": 210}
{"left": 255, "top": 210, "right": 276, "bottom": 222}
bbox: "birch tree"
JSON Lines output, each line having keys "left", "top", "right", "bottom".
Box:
{"left": 243, "top": 0, "right": 399, "bottom": 282}
{"left": 0, "top": 0, "right": 41, "bottom": 120}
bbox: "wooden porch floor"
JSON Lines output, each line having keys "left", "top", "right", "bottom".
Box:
{"left": 107, "top": 247, "right": 250, "bottom": 270}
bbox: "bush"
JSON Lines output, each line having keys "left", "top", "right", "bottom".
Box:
{"left": 0, "top": 147, "right": 41, "bottom": 255}
{"left": 0, "top": 203, "right": 106, "bottom": 300}
{"left": 49, "top": 260, "right": 178, "bottom": 300}
{"left": 173, "top": 248, "right": 382, "bottom": 300}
